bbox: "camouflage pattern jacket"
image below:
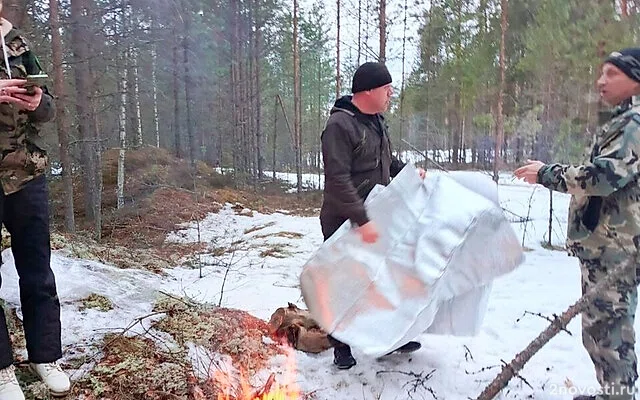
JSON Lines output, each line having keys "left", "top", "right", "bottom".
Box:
{"left": 0, "top": 26, "right": 54, "bottom": 195}
{"left": 538, "top": 100, "right": 640, "bottom": 260}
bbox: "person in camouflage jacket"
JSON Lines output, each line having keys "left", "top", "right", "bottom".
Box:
{"left": 515, "top": 48, "right": 640, "bottom": 400}
{"left": 0, "top": 4, "right": 70, "bottom": 400}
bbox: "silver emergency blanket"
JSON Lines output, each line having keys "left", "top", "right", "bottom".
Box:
{"left": 300, "top": 164, "right": 524, "bottom": 357}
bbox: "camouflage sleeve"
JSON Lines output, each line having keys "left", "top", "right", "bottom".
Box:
{"left": 537, "top": 118, "right": 640, "bottom": 196}
{"left": 23, "top": 50, "right": 55, "bottom": 123}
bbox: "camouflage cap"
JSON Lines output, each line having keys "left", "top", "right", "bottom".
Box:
{"left": 605, "top": 48, "right": 640, "bottom": 83}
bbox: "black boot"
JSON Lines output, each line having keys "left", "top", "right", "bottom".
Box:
{"left": 385, "top": 341, "right": 422, "bottom": 356}
{"left": 333, "top": 345, "right": 356, "bottom": 370}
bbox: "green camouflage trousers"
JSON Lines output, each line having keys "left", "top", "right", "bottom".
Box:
{"left": 581, "top": 253, "right": 639, "bottom": 400}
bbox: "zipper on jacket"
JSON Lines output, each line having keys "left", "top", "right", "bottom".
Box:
{"left": 355, "top": 178, "right": 370, "bottom": 195}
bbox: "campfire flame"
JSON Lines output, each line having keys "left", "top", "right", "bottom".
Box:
{"left": 213, "top": 347, "right": 301, "bottom": 400}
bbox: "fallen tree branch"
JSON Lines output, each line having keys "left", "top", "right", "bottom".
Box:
{"left": 501, "top": 207, "right": 532, "bottom": 224}
{"left": 159, "top": 290, "right": 198, "bottom": 309}
{"left": 476, "top": 255, "right": 634, "bottom": 399}
{"left": 521, "top": 187, "right": 538, "bottom": 247}
{"left": 377, "top": 369, "right": 438, "bottom": 399}
{"left": 500, "top": 359, "right": 533, "bottom": 390}
{"left": 516, "top": 311, "right": 573, "bottom": 336}
{"left": 465, "top": 365, "right": 500, "bottom": 375}
{"left": 463, "top": 345, "right": 474, "bottom": 362}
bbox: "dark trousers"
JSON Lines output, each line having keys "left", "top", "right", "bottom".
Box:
{"left": 320, "top": 213, "right": 352, "bottom": 353}
{"left": 0, "top": 175, "right": 62, "bottom": 368}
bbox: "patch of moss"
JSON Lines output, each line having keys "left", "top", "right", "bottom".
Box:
{"left": 153, "top": 297, "right": 280, "bottom": 374}
{"left": 70, "top": 334, "right": 190, "bottom": 399}
{"left": 79, "top": 294, "right": 114, "bottom": 312}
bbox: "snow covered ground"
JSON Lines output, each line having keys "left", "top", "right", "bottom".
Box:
{"left": 0, "top": 170, "right": 624, "bottom": 399}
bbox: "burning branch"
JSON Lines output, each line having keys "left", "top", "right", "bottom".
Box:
{"left": 250, "top": 373, "right": 276, "bottom": 399}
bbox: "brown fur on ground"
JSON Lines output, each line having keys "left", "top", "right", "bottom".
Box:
{"left": 268, "top": 303, "right": 332, "bottom": 354}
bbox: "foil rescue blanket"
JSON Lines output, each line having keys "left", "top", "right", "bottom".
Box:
{"left": 300, "top": 164, "right": 524, "bottom": 357}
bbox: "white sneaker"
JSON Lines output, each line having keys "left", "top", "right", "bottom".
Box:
{"left": 30, "top": 363, "right": 70, "bottom": 397}
{"left": 0, "top": 366, "right": 24, "bottom": 400}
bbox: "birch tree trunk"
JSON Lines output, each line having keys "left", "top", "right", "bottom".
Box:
{"left": 152, "top": 45, "right": 160, "bottom": 148}
{"left": 133, "top": 50, "right": 143, "bottom": 147}
{"left": 117, "top": 59, "right": 128, "bottom": 209}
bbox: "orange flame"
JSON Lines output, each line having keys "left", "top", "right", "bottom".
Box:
{"left": 213, "top": 348, "right": 301, "bottom": 400}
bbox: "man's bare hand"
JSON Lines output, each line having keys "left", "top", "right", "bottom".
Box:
{"left": 9, "top": 87, "right": 42, "bottom": 112}
{"left": 514, "top": 159, "right": 545, "bottom": 184}
{"left": 417, "top": 168, "right": 426, "bottom": 180}
{"left": 0, "top": 79, "right": 42, "bottom": 111}
{"left": 357, "top": 221, "right": 379, "bottom": 244}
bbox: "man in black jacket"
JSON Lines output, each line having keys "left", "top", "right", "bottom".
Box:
{"left": 320, "top": 62, "right": 425, "bottom": 369}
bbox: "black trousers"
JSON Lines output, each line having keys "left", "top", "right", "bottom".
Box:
{"left": 0, "top": 175, "right": 62, "bottom": 368}
{"left": 320, "top": 213, "right": 352, "bottom": 351}
{"left": 319, "top": 212, "right": 347, "bottom": 242}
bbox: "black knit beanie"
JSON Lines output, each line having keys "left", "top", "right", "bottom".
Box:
{"left": 605, "top": 48, "right": 640, "bottom": 83}
{"left": 351, "top": 62, "right": 393, "bottom": 93}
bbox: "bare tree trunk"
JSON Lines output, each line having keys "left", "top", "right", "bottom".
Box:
{"left": 251, "top": 1, "right": 263, "bottom": 178}
{"left": 152, "top": 45, "right": 160, "bottom": 148}
{"left": 172, "top": 26, "right": 182, "bottom": 158}
{"left": 273, "top": 95, "right": 277, "bottom": 181}
{"left": 493, "top": 0, "right": 508, "bottom": 182}
{"left": 255, "top": 9, "right": 263, "bottom": 178}
{"left": 622, "top": 0, "right": 629, "bottom": 16}
{"left": 379, "top": 0, "right": 386, "bottom": 62}
{"left": 71, "top": 0, "right": 96, "bottom": 222}
{"left": 399, "top": 0, "right": 408, "bottom": 157}
{"left": 317, "top": 56, "right": 322, "bottom": 188}
{"left": 293, "top": 0, "right": 302, "bottom": 193}
{"left": 87, "top": 17, "right": 102, "bottom": 240}
{"left": 238, "top": 56, "right": 249, "bottom": 172}
{"left": 357, "top": 0, "right": 362, "bottom": 65}
{"left": 336, "top": 0, "right": 341, "bottom": 99}
{"left": 133, "top": 50, "right": 143, "bottom": 147}
{"left": 241, "top": 55, "right": 249, "bottom": 173}
{"left": 49, "top": 0, "right": 75, "bottom": 232}
{"left": 231, "top": 0, "right": 240, "bottom": 177}
{"left": 182, "top": 1, "right": 196, "bottom": 164}
{"left": 276, "top": 94, "right": 294, "bottom": 170}
{"left": 117, "top": 58, "right": 127, "bottom": 210}
{"left": 91, "top": 88, "right": 102, "bottom": 241}
{"left": 461, "top": 115, "right": 466, "bottom": 165}
{"left": 452, "top": 92, "right": 461, "bottom": 166}
{"left": 365, "top": 0, "right": 371, "bottom": 57}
